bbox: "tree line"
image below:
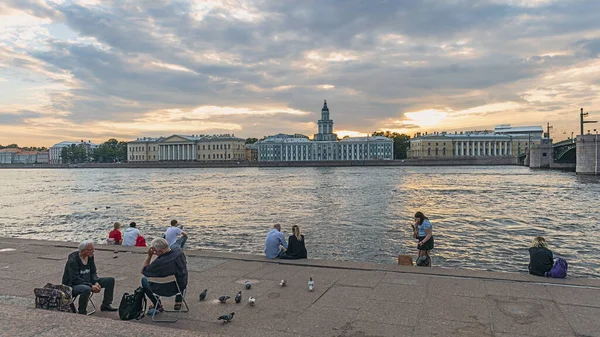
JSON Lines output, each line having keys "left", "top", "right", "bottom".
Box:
{"left": 60, "top": 139, "right": 128, "bottom": 164}
{"left": 0, "top": 144, "right": 48, "bottom": 152}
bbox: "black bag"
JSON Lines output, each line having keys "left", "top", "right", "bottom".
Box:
{"left": 118, "top": 286, "right": 147, "bottom": 320}
{"left": 416, "top": 255, "right": 431, "bottom": 267}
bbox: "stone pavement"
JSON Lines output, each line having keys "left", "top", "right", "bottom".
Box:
{"left": 1, "top": 238, "right": 599, "bottom": 337}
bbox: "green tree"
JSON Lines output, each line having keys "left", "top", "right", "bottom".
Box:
{"left": 245, "top": 138, "right": 259, "bottom": 144}
{"left": 92, "top": 139, "right": 128, "bottom": 163}
{"left": 372, "top": 131, "right": 411, "bottom": 159}
{"left": 61, "top": 144, "right": 89, "bottom": 164}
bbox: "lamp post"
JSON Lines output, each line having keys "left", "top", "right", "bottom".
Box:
{"left": 595, "top": 129, "right": 598, "bottom": 176}
{"left": 581, "top": 108, "right": 598, "bottom": 136}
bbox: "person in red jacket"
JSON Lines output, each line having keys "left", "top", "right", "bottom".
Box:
{"left": 107, "top": 222, "right": 122, "bottom": 245}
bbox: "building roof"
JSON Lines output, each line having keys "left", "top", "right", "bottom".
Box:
{"left": 51, "top": 141, "right": 98, "bottom": 148}
{"left": 0, "top": 148, "right": 20, "bottom": 153}
{"left": 14, "top": 151, "right": 40, "bottom": 155}
{"left": 340, "top": 136, "right": 393, "bottom": 142}
{"left": 494, "top": 125, "right": 543, "bottom": 133}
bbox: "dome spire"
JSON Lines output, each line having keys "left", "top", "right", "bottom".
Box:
{"left": 322, "top": 99, "right": 328, "bottom": 111}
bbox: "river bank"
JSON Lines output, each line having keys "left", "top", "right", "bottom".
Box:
{"left": 0, "top": 156, "right": 518, "bottom": 169}
{"left": 1, "top": 238, "right": 599, "bottom": 336}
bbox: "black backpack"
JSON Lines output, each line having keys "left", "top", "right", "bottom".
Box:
{"left": 118, "top": 286, "right": 147, "bottom": 320}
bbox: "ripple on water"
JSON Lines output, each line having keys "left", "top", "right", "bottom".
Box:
{"left": 0, "top": 166, "right": 599, "bottom": 277}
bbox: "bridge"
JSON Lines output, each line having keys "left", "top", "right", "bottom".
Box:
{"left": 553, "top": 138, "right": 577, "bottom": 163}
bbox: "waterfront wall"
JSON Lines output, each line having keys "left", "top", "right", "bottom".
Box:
{"left": 0, "top": 156, "right": 518, "bottom": 169}
{"left": 576, "top": 134, "right": 600, "bottom": 175}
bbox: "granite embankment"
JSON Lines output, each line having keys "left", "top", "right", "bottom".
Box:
{"left": 0, "top": 156, "right": 517, "bottom": 169}
{"left": 1, "top": 238, "right": 599, "bottom": 337}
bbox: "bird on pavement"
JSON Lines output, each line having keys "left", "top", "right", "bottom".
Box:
{"left": 219, "top": 295, "right": 230, "bottom": 303}
{"left": 218, "top": 312, "right": 235, "bottom": 323}
{"left": 199, "top": 289, "right": 207, "bottom": 301}
{"left": 105, "top": 206, "right": 111, "bottom": 209}
{"left": 308, "top": 277, "right": 314, "bottom": 291}
{"left": 235, "top": 291, "right": 242, "bottom": 304}
{"left": 248, "top": 297, "right": 255, "bottom": 306}
{"left": 245, "top": 281, "right": 251, "bottom": 289}
{"left": 280, "top": 279, "right": 286, "bottom": 286}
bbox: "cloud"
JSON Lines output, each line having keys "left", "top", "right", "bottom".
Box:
{"left": 1, "top": 0, "right": 600, "bottom": 145}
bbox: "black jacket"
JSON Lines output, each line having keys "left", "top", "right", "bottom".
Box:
{"left": 286, "top": 235, "right": 307, "bottom": 259}
{"left": 142, "top": 248, "right": 188, "bottom": 296}
{"left": 528, "top": 247, "right": 553, "bottom": 276}
{"left": 62, "top": 251, "right": 99, "bottom": 287}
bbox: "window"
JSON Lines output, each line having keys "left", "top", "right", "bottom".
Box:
{"left": 203, "top": 154, "right": 205, "bottom": 159}
{"left": 203, "top": 145, "right": 205, "bottom": 150}
{"left": 228, "top": 144, "right": 231, "bottom": 150}
{"left": 220, "top": 144, "right": 223, "bottom": 150}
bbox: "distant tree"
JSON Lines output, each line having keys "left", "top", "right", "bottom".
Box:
{"left": 0, "top": 144, "right": 19, "bottom": 149}
{"left": 245, "top": 138, "right": 259, "bottom": 144}
{"left": 92, "top": 139, "right": 128, "bottom": 163}
{"left": 372, "top": 131, "right": 411, "bottom": 159}
{"left": 61, "top": 144, "right": 89, "bottom": 164}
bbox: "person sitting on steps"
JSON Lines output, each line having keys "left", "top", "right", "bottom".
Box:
{"left": 280, "top": 225, "right": 307, "bottom": 259}
{"left": 141, "top": 238, "right": 188, "bottom": 313}
{"left": 165, "top": 219, "right": 188, "bottom": 249}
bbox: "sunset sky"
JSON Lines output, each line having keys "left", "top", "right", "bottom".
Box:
{"left": 1, "top": 0, "right": 600, "bottom": 146}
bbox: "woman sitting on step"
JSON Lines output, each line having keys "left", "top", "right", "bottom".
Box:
{"left": 279, "top": 225, "right": 307, "bottom": 260}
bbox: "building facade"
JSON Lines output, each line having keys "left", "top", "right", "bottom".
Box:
{"left": 49, "top": 141, "right": 97, "bottom": 164}
{"left": 0, "top": 149, "right": 19, "bottom": 164}
{"left": 257, "top": 101, "right": 394, "bottom": 161}
{"left": 407, "top": 125, "right": 543, "bottom": 159}
{"left": 244, "top": 144, "right": 258, "bottom": 162}
{"left": 127, "top": 134, "right": 246, "bottom": 162}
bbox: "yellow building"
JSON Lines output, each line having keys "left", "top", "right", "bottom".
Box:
{"left": 408, "top": 125, "right": 543, "bottom": 159}
{"left": 128, "top": 134, "right": 245, "bottom": 162}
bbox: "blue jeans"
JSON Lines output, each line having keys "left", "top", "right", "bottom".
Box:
{"left": 170, "top": 236, "right": 187, "bottom": 249}
{"left": 141, "top": 277, "right": 182, "bottom": 306}
{"left": 72, "top": 277, "right": 114, "bottom": 314}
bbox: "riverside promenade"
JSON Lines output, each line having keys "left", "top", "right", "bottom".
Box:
{"left": 1, "top": 238, "right": 599, "bottom": 337}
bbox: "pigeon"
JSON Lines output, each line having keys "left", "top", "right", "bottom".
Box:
{"left": 248, "top": 297, "right": 255, "bottom": 306}
{"left": 308, "top": 277, "right": 314, "bottom": 291}
{"left": 218, "top": 312, "right": 234, "bottom": 323}
{"left": 245, "top": 281, "right": 251, "bottom": 289}
{"left": 279, "top": 279, "right": 286, "bottom": 286}
{"left": 105, "top": 206, "right": 111, "bottom": 209}
{"left": 199, "top": 289, "right": 207, "bottom": 301}
{"left": 94, "top": 207, "right": 98, "bottom": 210}
{"left": 234, "top": 291, "right": 242, "bottom": 304}
{"left": 219, "top": 295, "right": 230, "bottom": 303}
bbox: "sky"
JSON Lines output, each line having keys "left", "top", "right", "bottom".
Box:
{"left": 1, "top": 0, "right": 600, "bottom": 147}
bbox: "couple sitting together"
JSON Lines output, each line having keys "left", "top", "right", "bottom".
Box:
{"left": 264, "top": 224, "right": 307, "bottom": 259}
{"left": 62, "top": 238, "right": 188, "bottom": 315}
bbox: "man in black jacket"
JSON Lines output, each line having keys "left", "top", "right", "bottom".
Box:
{"left": 62, "top": 240, "right": 117, "bottom": 314}
{"left": 141, "top": 238, "right": 188, "bottom": 312}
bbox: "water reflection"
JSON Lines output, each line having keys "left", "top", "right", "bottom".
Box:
{"left": 0, "top": 166, "right": 598, "bottom": 278}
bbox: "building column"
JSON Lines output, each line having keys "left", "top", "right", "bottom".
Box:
{"left": 508, "top": 141, "right": 512, "bottom": 155}
{"left": 460, "top": 142, "right": 464, "bottom": 156}
{"left": 493, "top": 142, "right": 497, "bottom": 156}
{"left": 477, "top": 142, "right": 481, "bottom": 156}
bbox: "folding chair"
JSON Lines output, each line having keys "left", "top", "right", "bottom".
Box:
{"left": 86, "top": 293, "right": 97, "bottom": 315}
{"left": 147, "top": 275, "right": 189, "bottom": 323}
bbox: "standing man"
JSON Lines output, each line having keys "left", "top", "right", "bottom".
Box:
{"left": 62, "top": 240, "right": 117, "bottom": 314}
{"left": 165, "top": 219, "right": 188, "bottom": 249}
{"left": 122, "top": 222, "right": 141, "bottom": 246}
{"left": 264, "top": 224, "right": 288, "bottom": 259}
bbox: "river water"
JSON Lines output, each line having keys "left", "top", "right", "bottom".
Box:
{"left": 0, "top": 166, "right": 598, "bottom": 277}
